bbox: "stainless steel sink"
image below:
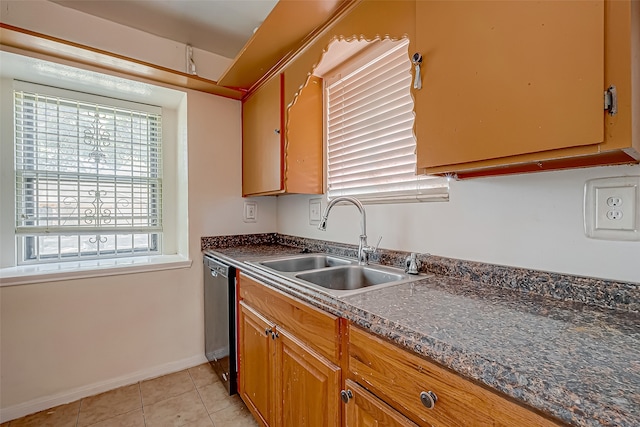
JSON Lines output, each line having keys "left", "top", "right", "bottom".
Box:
{"left": 295, "top": 265, "right": 404, "bottom": 291}
{"left": 249, "top": 253, "right": 427, "bottom": 297}
{"left": 258, "top": 254, "right": 351, "bottom": 272}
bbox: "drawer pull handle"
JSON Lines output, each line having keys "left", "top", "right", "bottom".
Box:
{"left": 340, "top": 389, "right": 353, "bottom": 404}
{"left": 420, "top": 391, "right": 438, "bottom": 409}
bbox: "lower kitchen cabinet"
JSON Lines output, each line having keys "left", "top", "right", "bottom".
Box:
{"left": 238, "top": 274, "right": 342, "bottom": 427}
{"left": 343, "top": 379, "right": 418, "bottom": 427}
{"left": 238, "top": 273, "right": 565, "bottom": 426}
{"left": 347, "top": 324, "right": 562, "bottom": 427}
{"left": 277, "top": 326, "right": 341, "bottom": 426}
{"left": 239, "top": 302, "right": 275, "bottom": 426}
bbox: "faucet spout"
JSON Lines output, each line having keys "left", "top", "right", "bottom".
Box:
{"left": 317, "top": 196, "right": 376, "bottom": 265}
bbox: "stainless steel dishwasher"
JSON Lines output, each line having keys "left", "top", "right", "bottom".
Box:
{"left": 203, "top": 254, "right": 237, "bottom": 395}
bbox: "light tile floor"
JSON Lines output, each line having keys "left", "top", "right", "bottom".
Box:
{"left": 3, "top": 364, "right": 258, "bottom": 427}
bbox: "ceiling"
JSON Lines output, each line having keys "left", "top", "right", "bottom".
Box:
{"left": 49, "top": 0, "right": 279, "bottom": 59}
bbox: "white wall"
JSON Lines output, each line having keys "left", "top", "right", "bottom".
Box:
{"left": 277, "top": 165, "right": 640, "bottom": 283}
{"left": 0, "top": 61, "right": 277, "bottom": 419}
{"left": 0, "top": 82, "right": 277, "bottom": 416}
{"left": 1, "top": 2, "right": 278, "bottom": 418}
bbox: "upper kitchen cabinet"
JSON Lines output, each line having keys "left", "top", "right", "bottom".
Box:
{"left": 242, "top": 73, "right": 283, "bottom": 196}
{"left": 414, "top": 0, "right": 640, "bottom": 178}
{"left": 240, "top": 1, "right": 415, "bottom": 196}
{"left": 242, "top": 73, "right": 323, "bottom": 196}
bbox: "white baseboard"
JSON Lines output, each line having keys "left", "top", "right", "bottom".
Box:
{"left": 0, "top": 354, "right": 208, "bottom": 423}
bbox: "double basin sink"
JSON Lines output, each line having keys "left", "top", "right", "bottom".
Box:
{"left": 249, "top": 253, "right": 426, "bottom": 297}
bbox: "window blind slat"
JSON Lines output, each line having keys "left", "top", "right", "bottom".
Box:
{"left": 328, "top": 119, "right": 414, "bottom": 153}
{"left": 330, "top": 138, "right": 415, "bottom": 166}
{"left": 327, "top": 95, "right": 413, "bottom": 134}
{"left": 326, "top": 39, "right": 448, "bottom": 202}
{"left": 328, "top": 70, "right": 411, "bottom": 112}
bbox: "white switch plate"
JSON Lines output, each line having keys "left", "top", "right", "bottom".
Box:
{"left": 243, "top": 201, "right": 257, "bottom": 223}
{"left": 309, "top": 198, "right": 322, "bottom": 225}
{"left": 584, "top": 176, "right": 640, "bottom": 240}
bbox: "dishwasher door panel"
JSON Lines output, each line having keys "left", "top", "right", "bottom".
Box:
{"left": 204, "top": 256, "right": 237, "bottom": 395}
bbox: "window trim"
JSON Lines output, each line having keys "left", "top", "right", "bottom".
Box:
{"left": 13, "top": 81, "right": 164, "bottom": 264}
{"left": 0, "top": 51, "right": 188, "bottom": 273}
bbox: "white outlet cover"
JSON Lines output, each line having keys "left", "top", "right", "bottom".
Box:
{"left": 584, "top": 176, "right": 640, "bottom": 240}
{"left": 309, "top": 198, "right": 322, "bottom": 225}
{"left": 243, "top": 201, "right": 257, "bottom": 223}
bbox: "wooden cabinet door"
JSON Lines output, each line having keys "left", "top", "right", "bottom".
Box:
{"left": 239, "top": 302, "right": 276, "bottom": 426}
{"left": 344, "top": 380, "right": 418, "bottom": 427}
{"left": 242, "top": 74, "right": 284, "bottom": 196}
{"left": 284, "top": 75, "right": 324, "bottom": 194}
{"left": 274, "top": 326, "right": 341, "bottom": 427}
{"left": 414, "top": 0, "right": 605, "bottom": 169}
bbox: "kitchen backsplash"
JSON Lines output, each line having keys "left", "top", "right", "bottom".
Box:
{"left": 201, "top": 233, "right": 639, "bottom": 313}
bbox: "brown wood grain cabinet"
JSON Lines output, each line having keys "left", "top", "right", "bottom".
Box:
{"left": 242, "top": 73, "right": 323, "bottom": 196}
{"left": 346, "top": 324, "right": 563, "bottom": 427}
{"left": 344, "top": 379, "right": 419, "bottom": 427}
{"left": 413, "top": 0, "right": 640, "bottom": 178}
{"left": 238, "top": 273, "right": 568, "bottom": 425}
{"left": 238, "top": 274, "right": 342, "bottom": 426}
{"left": 239, "top": 302, "right": 275, "bottom": 426}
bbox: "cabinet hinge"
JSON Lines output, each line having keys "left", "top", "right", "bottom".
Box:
{"left": 604, "top": 85, "right": 617, "bottom": 116}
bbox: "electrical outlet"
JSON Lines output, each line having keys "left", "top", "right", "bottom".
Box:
{"left": 309, "top": 198, "right": 321, "bottom": 225}
{"left": 585, "top": 176, "right": 640, "bottom": 240}
{"left": 594, "top": 184, "right": 636, "bottom": 231}
{"left": 243, "top": 201, "right": 257, "bottom": 223}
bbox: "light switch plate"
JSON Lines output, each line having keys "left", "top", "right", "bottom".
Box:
{"left": 243, "top": 201, "right": 257, "bottom": 223}
{"left": 309, "top": 198, "right": 322, "bottom": 225}
{"left": 584, "top": 176, "right": 640, "bottom": 240}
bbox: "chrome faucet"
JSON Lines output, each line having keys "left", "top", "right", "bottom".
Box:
{"left": 317, "top": 196, "right": 379, "bottom": 265}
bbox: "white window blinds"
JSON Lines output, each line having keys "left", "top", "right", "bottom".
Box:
{"left": 14, "top": 83, "right": 163, "bottom": 262}
{"left": 326, "top": 39, "right": 448, "bottom": 203}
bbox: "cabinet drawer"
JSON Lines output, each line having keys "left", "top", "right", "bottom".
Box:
{"left": 345, "top": 379, "right": 418, "bottom": 427}
{"left": 348, "top": 325, "right": 562, "bottom": 427}
{"left": 240, "top": 273, "right": 340, "bottom": 364}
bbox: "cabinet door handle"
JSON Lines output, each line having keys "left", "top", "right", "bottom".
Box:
{"left": 340, "top": 389, "right": 353, "bottom": 404}
{"left": 271, "top": 331, "right": 279, "bottom": 339}
{"left": 420, "top": 391, "right": 437, "bottom": 409}
{"left": 274, "top": 129, "right": 281, "bottom": 135}
{"left": 412, "top": 52, "right": 423, "bottom": 90}
{"left": 265, "top": 328, "right": 272, "bottom": 336}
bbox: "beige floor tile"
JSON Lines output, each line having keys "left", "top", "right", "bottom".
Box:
{"left": 77, "top": 384, "right": 141, "bottom": 427}
{"left": 144, "top": 389, "right": 209, "bottom": 427}
{"left": 141, "top": 370, "right": 195, "bottom": 406}
{"left": 86, "top": 409, "right": 145, "bottom": 427}
{"left": 188, "top": 363, "right": 219, "bottom": 389}
{"left": 182, "top": 415, "right": 214, "bottom": 427}
{"left": 209, "top": 399, "right": 257, "bottom": 427}
{"left": 8, "top": 401, "right": 80, "bottom": 427}
{"left": 197, "top": 381, "right": 236, "bottom": 414}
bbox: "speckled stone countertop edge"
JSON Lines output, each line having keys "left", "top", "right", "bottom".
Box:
{"left": 202, "top": 233, "right": 639, "bottom": 313}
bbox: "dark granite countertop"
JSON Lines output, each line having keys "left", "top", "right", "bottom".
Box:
{"left": 202, "top": 235, "right": 639, "bottom": 427}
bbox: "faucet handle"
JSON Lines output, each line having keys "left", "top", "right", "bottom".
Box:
{"left": 405, "top": 252, "right": 422, "bottom": 275}
{"left": 363, "top": 236, "right": 382, "bottom": 254}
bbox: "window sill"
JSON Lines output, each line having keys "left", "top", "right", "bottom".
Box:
{"left": 0, "top": 255, "right": 192, "bottom": 287}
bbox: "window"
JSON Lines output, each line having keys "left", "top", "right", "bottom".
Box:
{"left": 325, "top": 39, "right": 448, "bottom": 202}
{"left": 14, "top": 82, "right": 163, "bottom": 263}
